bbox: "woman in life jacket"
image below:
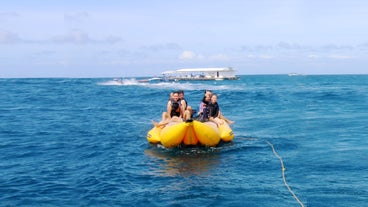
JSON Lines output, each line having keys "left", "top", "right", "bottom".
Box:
{"left": 207, "top": 94, "right": 234, "bottom": 125}
{"left": 207, "top": 94, "right": 224, "bottom": 125}
{"left": 197, "top": 93, "right": 211, "bottom": 122}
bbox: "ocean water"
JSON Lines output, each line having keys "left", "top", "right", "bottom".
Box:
{"left": 0, "top": 75, "right": 367, "bottom": 207}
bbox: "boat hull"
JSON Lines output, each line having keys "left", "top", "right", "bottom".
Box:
{"left": 147, "top": 120, "right": 234, "bottom": 148}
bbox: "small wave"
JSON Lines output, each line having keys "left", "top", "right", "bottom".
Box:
{"left": 149, "top": 82, "right": 245, "bottom": 91}
{"left": 147, "top": 144, "right": 221, "bottom": 155}
{"left": 98, "top": 79, "right": 245, "bottom": 91}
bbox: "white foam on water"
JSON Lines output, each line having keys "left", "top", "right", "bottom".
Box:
{"left": 148, "top": 81, "right": 245, "bottom": 91}
{"left": 98, "top": 79, "right": 245, "bottom": 91}
{"left": 97, "top": 78, "right": 147, "bottom": 86}
{"left": 97, "top": 80, "right": 124, "bottom": 86}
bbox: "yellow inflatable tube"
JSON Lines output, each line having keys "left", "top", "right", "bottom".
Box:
{"left": 147, "top": 120, "right": 234, "bottom": 148}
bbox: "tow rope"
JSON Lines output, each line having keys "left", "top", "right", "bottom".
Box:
{"left": 266, "top": 140, "right": 305, "bottom": 207}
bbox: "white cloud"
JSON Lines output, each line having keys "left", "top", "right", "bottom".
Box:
{"left": 328, "top": 55, "right": 354, "bottom": 59}
{"left": 197, "top": 54, "right": 205, "bottom": 60}
{"left": 52, "top": 30, "right": 92, "bottom": 44}
{"left": 307, "top": 54, "right": 354, "bottom": 59}
{"left": 0, "top": 30, "right": 21, "bottom": 43}
{"left": 64, "top": 12, "right": 89, "bottom": 23}
{"left": 143, "top": 43, "right": 182, "bottom": 51}
{"left": 57, "top": 60, "right": 71, "bottom": 67}
{"left": 276, "top": 42, "right": 302, "bottom": 50}
{"left": 0, "top": 12, "right": 19, "bottom": 19}
{"left": 245, "top": 54, "right": 274, "bottom": 59}
{"left": 357, "top": 43, "right": 368, "bottom": 50}
{"left": 179, "top": 50, "right": 196, "bottom": 60}
{"left": 308, "top": 54, "right": 319, "bottom": 59}
{"left": 209, "top": 54, "right": 229, "bottom": 61}
{"left": 0, "top": 30, "right": 122, "bottom": 45}
{"left": 241, "top": 45, "right": 273, "bottom": 52}
{"left": 321, "top": 44, "right": 354, "bottom": 51}
{"left": 258, "top": 55, "right": 274, "bottom": 59}
{"left": 105, "top": 35, "right": 123, "bottom": 44}
{"left": 51, "top": 30, "right": 122, "bottom": 44}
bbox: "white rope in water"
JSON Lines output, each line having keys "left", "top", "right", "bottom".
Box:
{"left": 266, "top": 140, "right": 305, "bottom": 207}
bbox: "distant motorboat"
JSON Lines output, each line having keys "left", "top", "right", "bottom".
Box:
{"left": 137, "top": 77, "right": 164, "bottom": 83}
{"left": 137, "top": 79, "right": 150, "bottom": 83}
{"left": 148, "top": 77, "right": 164, "bottom": 82}
{"left": 113, "top": 78, "right": 124, "bottom": 84}
{"left": 113, "top": 67, "right": 239, "bottom": 84}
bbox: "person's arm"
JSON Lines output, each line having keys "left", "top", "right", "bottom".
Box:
{"left": 167, "top": 101, "right": 172, "bottom": 118}
{"left": 198, "top": 102, "right": 204, "bottom": 115}
{"left": 180, "top": 100, "right": 186, "bottom": 117}
{"left": 215, "top": 104, "right": 220, "bottom": 118}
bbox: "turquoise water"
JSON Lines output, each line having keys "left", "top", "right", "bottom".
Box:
{"left": 1, "top": 75, "right": 367, "bottom": 206}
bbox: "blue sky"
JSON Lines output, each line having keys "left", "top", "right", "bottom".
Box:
{"left": 1, "top": 0, "right": 368, "bottom": 77}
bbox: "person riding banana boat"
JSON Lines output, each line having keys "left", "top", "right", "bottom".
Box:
{"left": 148, "top": 90, "right": 234, "bottom": 148}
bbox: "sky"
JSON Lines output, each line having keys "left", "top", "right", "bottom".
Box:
{"left": 1, "top": 0, "right": 368, "bottom": 77}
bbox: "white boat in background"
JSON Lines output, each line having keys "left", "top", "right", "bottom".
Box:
{"left": 161, "top": 67, "right": 239, "bottom": 81}
{"left": 112, "top": 67, "right": 239, "bottom": 84}
{"left": 148, "top": 77, "right": 164, "bottom": 82}
{"left": 288, "top": 73, "right": 304, "bottom": 76}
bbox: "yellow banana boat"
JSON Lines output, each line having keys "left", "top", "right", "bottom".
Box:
{"left": 147, "top": 120, "right": 234, "bottom": 148}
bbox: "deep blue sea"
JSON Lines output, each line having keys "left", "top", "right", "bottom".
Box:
{"left": 1, "top": 75, "right": 367, "bottom": 207}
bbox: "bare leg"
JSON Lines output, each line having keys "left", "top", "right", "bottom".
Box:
{"left": 162, "top": 112, "right": 170, "bottom": 122}
{"left": 183, "top": 110, "right": 191, "bottom": 120}
{"left": 215, "top": 117, "right": 225, "bottom": 125}
{"left": 222, "top": 116, "right": 234, "bottom": 124}
{"left": 152, "top": 120, "right": 167, "bottom": 127}
{"left": 219, "top": 111, "right": 234, "bottom": 124}
{"left": 152, "top": 112, "right": 171, "bottom": 127}
{"left": 209, "top": 117, "right": 224, "bottom": 126}
{"left": 182, "top": 106, "right": 192, "bottom": 121}
{"left": 170, "top": 116, "right": 183, "bottom": 123}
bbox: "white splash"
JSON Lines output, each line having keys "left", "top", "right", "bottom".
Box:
{"left": 98, "top": 79, "right": 245, "bottom": 91}
{"left": 98, "top": 78, "right": 147, "bottom": 86}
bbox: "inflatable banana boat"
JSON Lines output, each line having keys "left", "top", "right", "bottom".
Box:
{"left": 147, "top": 119, "right": 234, "bottom": 148}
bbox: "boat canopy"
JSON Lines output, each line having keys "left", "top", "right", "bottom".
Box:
{"left": 161, "top": 70, "right": 176, "bottom": 75}
{"left": 176, "top": 67, "right": 235, "bottom": 73}
{"left": 160, "top": 67, "right": 238, "bottom": 81}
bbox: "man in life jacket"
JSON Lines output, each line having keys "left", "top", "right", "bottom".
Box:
{"left": 177, "top": 90, "right": 192, "bottom": 120}
{"left": 152, "top": 91, "right": 183, "bottom": 127}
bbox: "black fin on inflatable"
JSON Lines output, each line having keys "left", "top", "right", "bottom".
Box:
{"left": 185, "top": 119, "right": 193, "bottom": 123}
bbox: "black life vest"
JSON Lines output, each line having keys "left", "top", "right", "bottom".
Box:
{"left": 199, "top": 106, "right": 210, "bottom": 122}
{"left": 208, "top": 102, "right": 219, "bottom": 118}
{"left": 170, "top": 100, "right": 181, "bottom": 117}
